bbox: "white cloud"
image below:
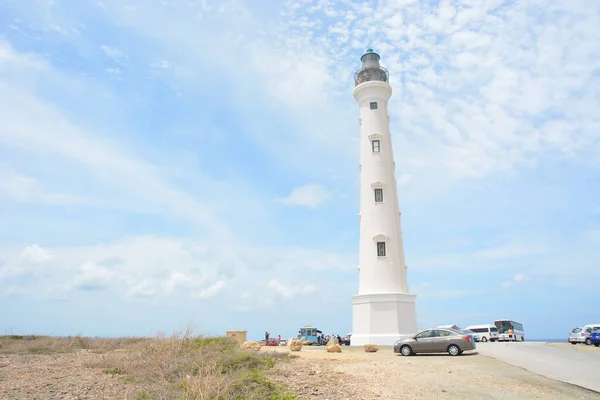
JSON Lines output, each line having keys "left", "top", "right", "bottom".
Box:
{"left": 267, "top": 279, "right": 316, "bottom": 299}
{"left": 19, "top": 245, "right": 54, "bottom": 263}
{"left": 194, "top": 280, "right": 227, "bottom": 299}
{"left": 0, "top": 235, "right": 348, "bottom": 303}
{"left": 0, "top": 40, "right": 234, "bottom": 239}
{"left": 100, "top": 45, "right": 125, "bottom": 61}
{"left": 277, "top": 183, "right": 332, "bottom": 207}
{"left": 73, "top": 262, "right": 114, "bottom": 290}
{"left": 502, "top": 273, "right": 526, "bottom": 288}
{"left": 0, "top": 0, "right": 598, "bottom": 339}
{"left": 161, "top": 272, "right": 193, "bottom": 294}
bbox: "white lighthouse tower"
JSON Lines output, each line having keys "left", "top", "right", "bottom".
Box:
{"left": 351, "top": 48, "right": 417, "bottom": 346}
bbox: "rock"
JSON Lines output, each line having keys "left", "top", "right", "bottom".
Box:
{"left": 240, "top": 341, "right": 261, "bottom": 351}
{"left": 302, "top": 340, "right": 311, "bottom": 346}
{"left": 290, "top": 339, "right": 303, "bottom": 352}
{"left": 326, "top": 344, "right": 341, "bottom": 353}
{"left": 326, "top": 338, "right": 339, "bottom": 347}
{"left": 364, "top": 344, "right": 379, "bottom": 352}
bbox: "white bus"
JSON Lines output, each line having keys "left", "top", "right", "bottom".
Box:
{"left": 465, "top": 324, "right": 499, "bottom": 342}
{"left": 494, "top": 320, "right": 524, "bottom": 342}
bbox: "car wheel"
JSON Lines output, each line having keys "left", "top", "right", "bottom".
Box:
{"left": 585, "top": 338, "right": 592, "bottom": 346}
{"left": 481, "top": 337, "right": 488, "bottom": 342}
{"left": 448, "top": 344, "right": 460, "bottom": 356}
{"left": 571, "top": 342, "right": 576, "bottom": 345}
{"left": 400, "top": 345, "right": 412, "bottom": 356}
{"left": 594, "top": 343, "right": 599, "bottom": 347}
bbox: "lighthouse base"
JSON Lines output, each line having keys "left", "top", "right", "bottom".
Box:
{"left": 350, "top": 293, "right": 417, "bottom": 346}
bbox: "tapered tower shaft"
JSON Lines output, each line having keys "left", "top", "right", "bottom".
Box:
{"left": 351, "top": 48, "right": 417, "bottom": 346}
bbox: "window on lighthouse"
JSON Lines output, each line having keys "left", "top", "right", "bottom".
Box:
{"left": 377, "top": 242, "right": 386, "bottom": 257}
{"left": 374, "top": 188, "right": 383, "bottom": 202}
{"left": 370, "top": 102, "right": 378, "bottom": 110}
{"left": 372, "top": 140, "right": 380, "bottom": 152}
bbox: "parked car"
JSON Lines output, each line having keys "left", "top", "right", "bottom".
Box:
{"left": 460, "top": 329, "right": 478, "bottom": 342}
{"left": 568, "top": 327, "right": 593, "bottom": 345}
{"left": 590, "top": 328, "right": 600, "bottom": 347}
{"left": 393, "top": 328, "right": 476, "bottom": 356}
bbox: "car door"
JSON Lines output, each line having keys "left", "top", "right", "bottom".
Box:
{"left": 432, "top": 330, "right": 452, "bottom": 352}
{"left": 413, "top": 330, "right": 435, "bottom": 353}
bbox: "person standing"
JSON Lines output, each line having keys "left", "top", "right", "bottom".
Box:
{"left": 265, "top": 331, "right": 270, "bottom": 345}
{"left": 277, "top": 335, "right": 281, "bottom": 345}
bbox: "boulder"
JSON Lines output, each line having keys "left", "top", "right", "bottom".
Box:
{"left": 290, "top": 339, "right": 303, "bottom": 352}
{"left": 364, "top": 344, "right": 379, "bottom": 353}
{"left": 240, "top": 341, "right": 261, "bottom": 351}
{"left": 302, "top": 340, "right": 311, "bottom": 346}
{"left": 326, "top": 338, "right": 339, "bottom": 347}
{"left": 326, "top": 344, "right": 341, "bottom": 353}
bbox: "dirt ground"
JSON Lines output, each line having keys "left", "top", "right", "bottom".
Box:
{"left": 0, "top": 350, "right": 145, "bottom": 400}
{"left": 1, "top": 344, "right": 598, "bottom": 399}
{"left": 267, "top": 345, "right": 600, "bottom": 400}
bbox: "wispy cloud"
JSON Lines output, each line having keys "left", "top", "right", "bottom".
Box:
{"left": 277, "top": 183, "right": 332, "bottom": 207}
{"left": 501, "top": 273, "right": 526, "bottom": 288}
{"left": 0, "top": 0, "right": 598, "bottom": 339}
{"left": 194, "top": 280, "right": 227, "bottom": 300}
{"left": 100, "top": 45, "right": 126, "bottom": 61}
{"left": 267, "top": 279, "right": 316, "bottom": 299}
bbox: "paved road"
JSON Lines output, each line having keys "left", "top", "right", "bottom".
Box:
{"left": 476, "top": 342, "right": 600, "bottom": 393}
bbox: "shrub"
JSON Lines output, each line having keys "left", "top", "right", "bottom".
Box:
{"left": 85, "top": 331, "right": 295, "bottom": 399}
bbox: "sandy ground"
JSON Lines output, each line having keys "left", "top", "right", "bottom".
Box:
{"left": 267, "top": 345, "right": 600, "bottom": 400}
{"left": 0, "top": 350, "right": 144, "bottom": 400}
{"left": 0, "top": 344, "right": 598, "bottom": 399}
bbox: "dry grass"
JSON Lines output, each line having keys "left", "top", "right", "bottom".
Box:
{"left": 0, "top": 332, "right": 295, "bottom": 400}
{"left": 0, "top": 334, "right": 144, "bottom": 354}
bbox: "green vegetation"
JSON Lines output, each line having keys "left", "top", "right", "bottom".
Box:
{"left": 0, "top": 331, "right": 295, "bottom": 399}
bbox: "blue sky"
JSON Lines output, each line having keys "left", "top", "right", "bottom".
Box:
{"left": 0, "top": 0, "right": 599, "bottom": 341}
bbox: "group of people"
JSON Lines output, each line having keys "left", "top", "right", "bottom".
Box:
{"left": 265, "top": 330, "right": 352, "bottom": 346}
{"left": 315, "top": 333, "right": 350, "bottom": 346}
{"left": 264, "top": 331, "right": 283, "bottom": 345}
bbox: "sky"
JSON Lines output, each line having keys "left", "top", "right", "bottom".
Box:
{"left": 0, "top": 0, "right": 599, "bottom": 341}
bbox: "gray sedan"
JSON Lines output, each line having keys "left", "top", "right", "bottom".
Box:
{"left": 393, "top": 328, "right": 476, "bottom": 356}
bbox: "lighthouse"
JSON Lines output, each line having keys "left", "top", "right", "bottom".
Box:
{"left": 351, "top": 48, "right": 417, "bottom": 346}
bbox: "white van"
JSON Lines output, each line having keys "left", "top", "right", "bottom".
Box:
{"left": 465, "top": 324, "right": 499, "bottom": 342}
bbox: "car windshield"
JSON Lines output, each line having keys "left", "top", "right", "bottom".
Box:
{"left": 571, "top": 328, "right": 582, "bottom": 333}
